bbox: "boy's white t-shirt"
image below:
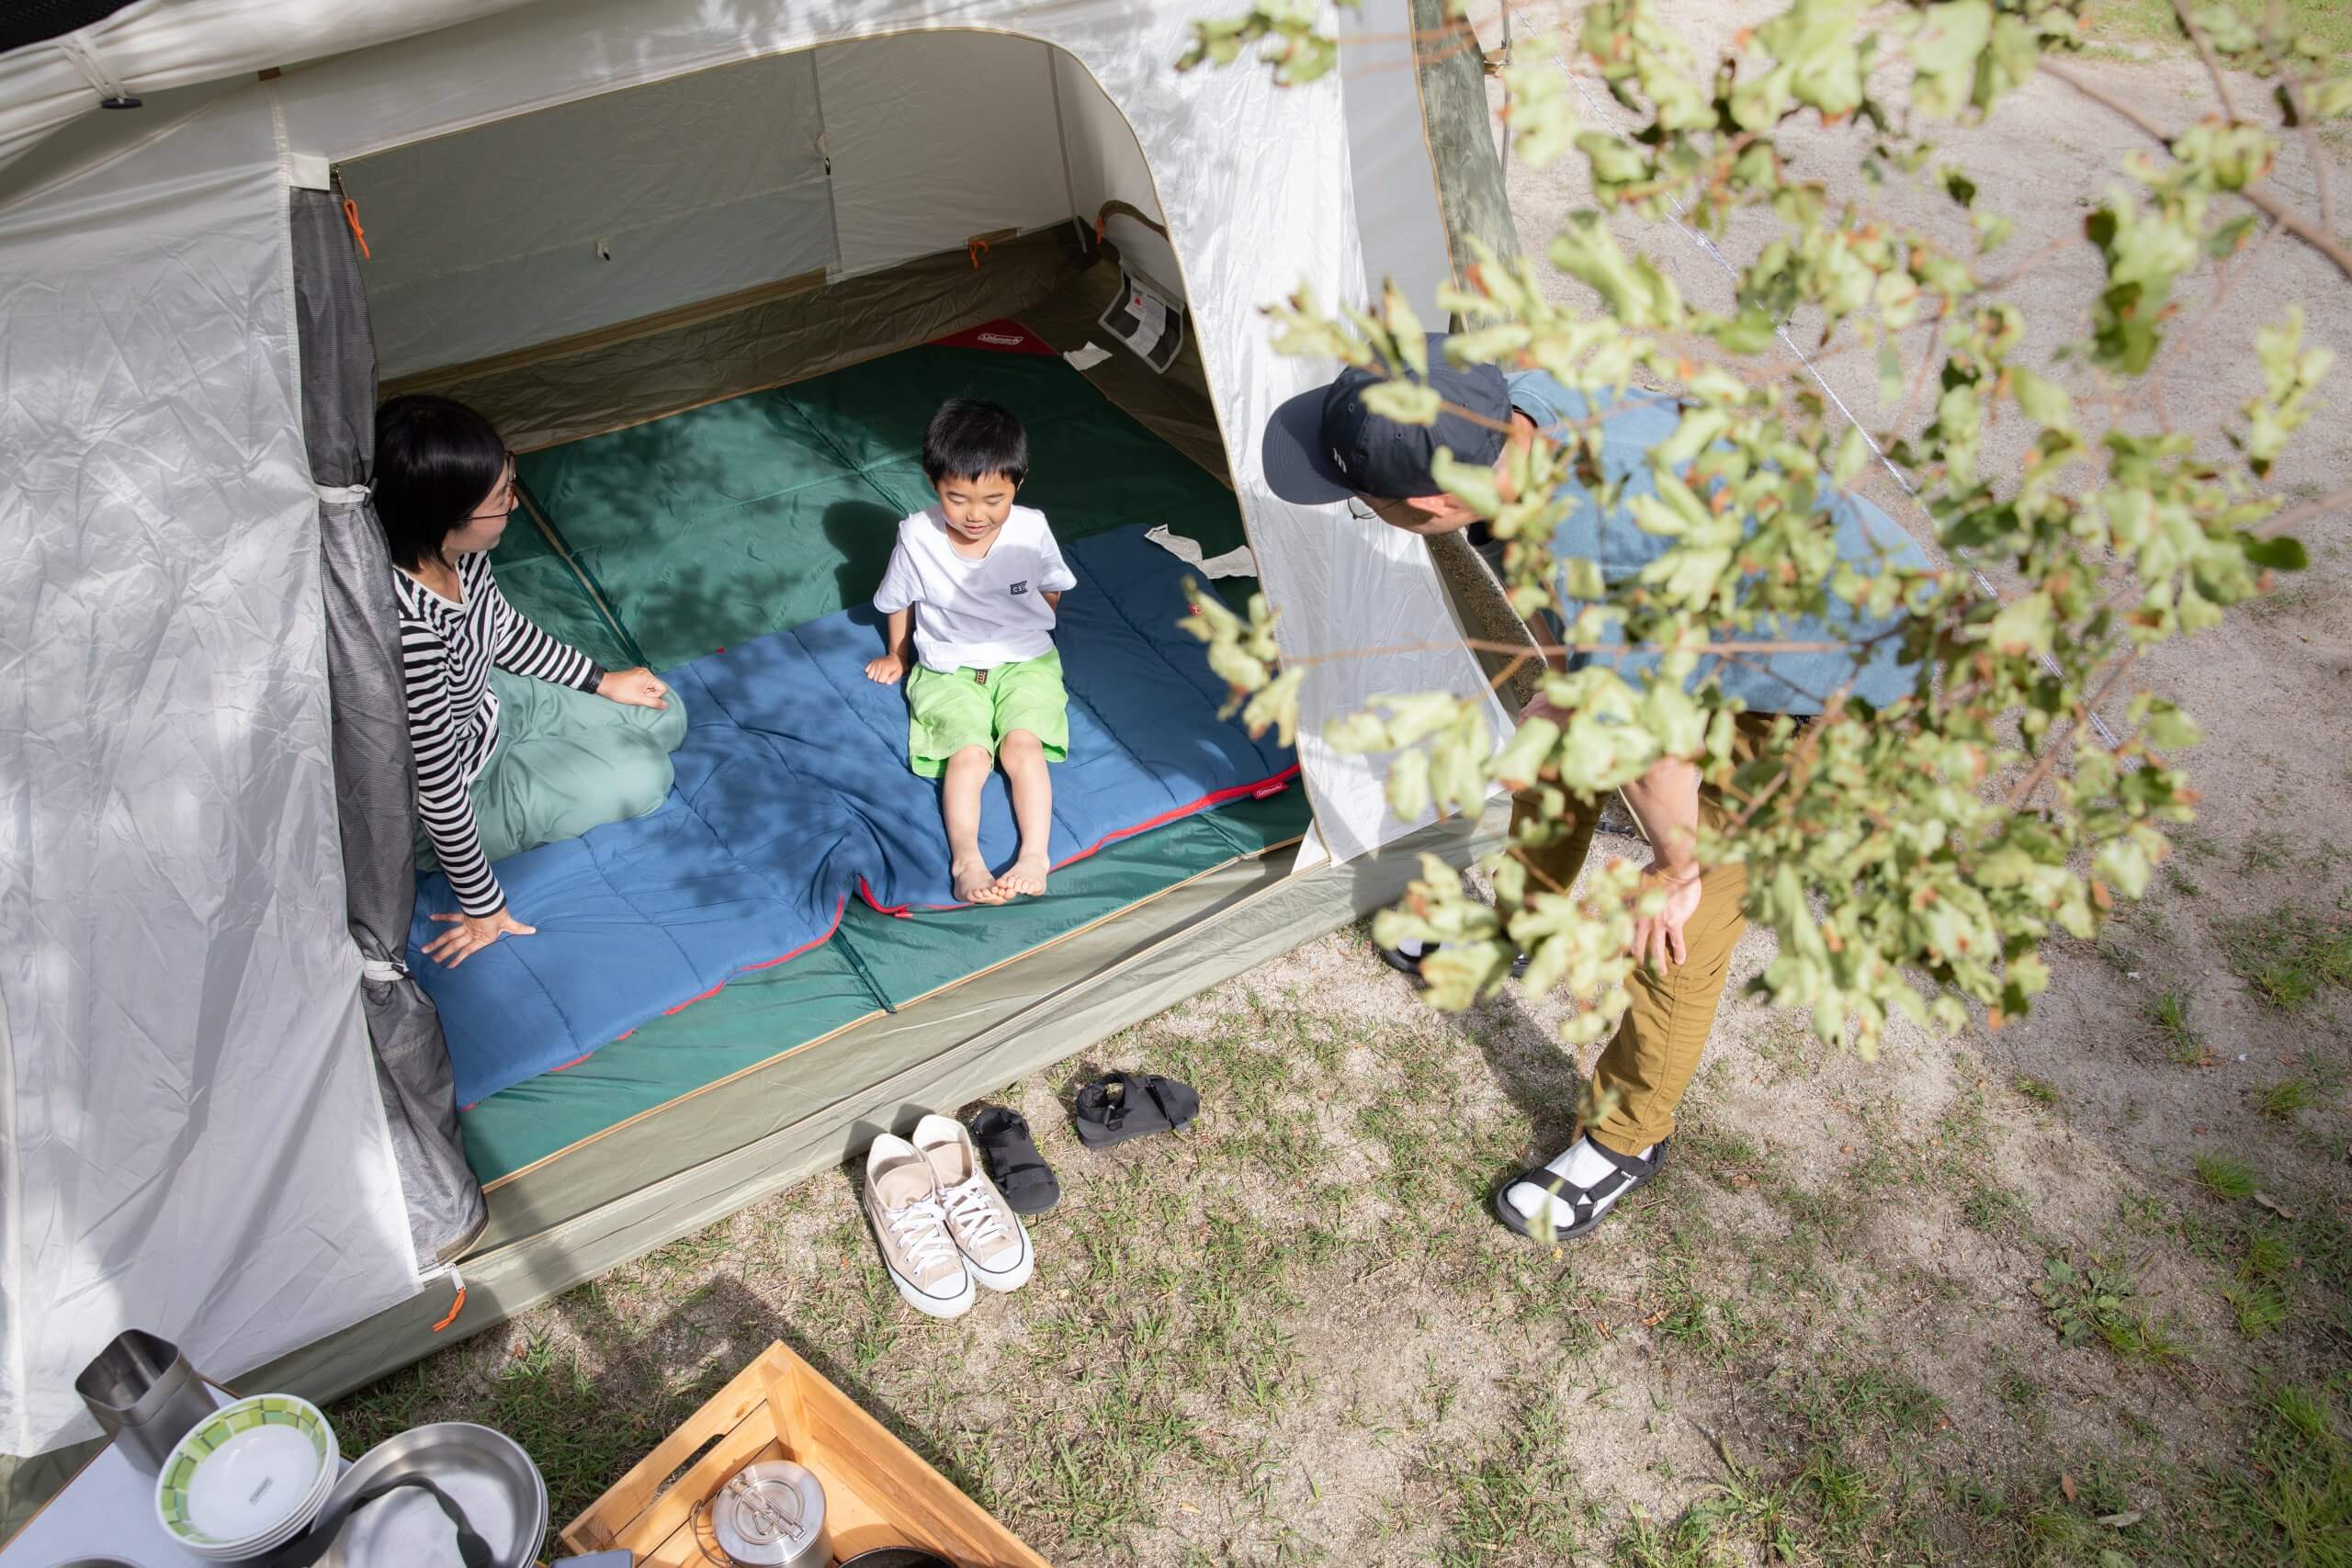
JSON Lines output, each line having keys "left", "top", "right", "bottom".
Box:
{"left": 873, "top": 504, "right": 1079, "bottom": 671}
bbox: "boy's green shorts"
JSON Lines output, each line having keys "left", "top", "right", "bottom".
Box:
{"left": 904, "top": 649, "right": 1069, "bottom": 779}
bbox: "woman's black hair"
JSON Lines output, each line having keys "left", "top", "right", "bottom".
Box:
{"left": 373, "top": 393, "right": 511, "bottom": 570}
{"left": 921, "top": 398, "right": 1029, "bottom": 488}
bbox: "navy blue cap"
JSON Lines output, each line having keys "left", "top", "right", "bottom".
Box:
{"left": 1260, "top": 333, "right": 1512, "bottom": 505}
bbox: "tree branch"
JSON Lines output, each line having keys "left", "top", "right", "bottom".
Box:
{"left": 2168, "top": 0, "right": 2238, "bottom": 123}
{"left": 2278, "top": 78, "right": 2336, "bottom": 243}
{"left": 1286, "top": 633, "right": 1865, "bottom": 671}
{"left": 2003, "top": 649, "right": 2138, "bottom": 811}
{"left": 2256, "top": 483, "right": 2352, "bottom": 539}
{"left": 2042, "top": 61, "right": 2352, "bottom": 285}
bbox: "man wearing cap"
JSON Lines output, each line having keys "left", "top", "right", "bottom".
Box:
{"left": 1262, "top": 334, "right": 1927, "bottom": 1241}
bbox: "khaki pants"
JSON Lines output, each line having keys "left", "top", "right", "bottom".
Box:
{"left": 1513, "top": 731, "right": 1758, "bottom": 1157}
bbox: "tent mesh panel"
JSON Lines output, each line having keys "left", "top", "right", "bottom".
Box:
{"left": 1, "top": 1, "right": 144, "bottom": 55}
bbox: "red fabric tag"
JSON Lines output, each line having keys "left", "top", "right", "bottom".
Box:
{"left": 931, "top": 319, "right": 1057, "bottom": 356}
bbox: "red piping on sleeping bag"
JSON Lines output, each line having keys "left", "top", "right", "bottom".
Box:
{"left": 857, "top": 764, "right": 1299, "bottom": 916}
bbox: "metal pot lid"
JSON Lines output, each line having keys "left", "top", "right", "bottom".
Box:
{"left": 312, "top": 1423, "right": 548, "bottom": 1568}
{"left": 710, "top": 1460, "right": 826, "bottom": 1564}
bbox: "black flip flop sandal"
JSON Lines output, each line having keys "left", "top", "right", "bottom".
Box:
{"left": 1489, "top": 1137, "right": 1668, "bottom": 1243}
{"left": 968, "top": 1106, "right": 1059, "bottom": 1215}
{"left": 1073, "top": 1071, "right": 1200, "bottom": 1149}
{"left": 1374, "top": 938, "right": 1531, "bottom": 984}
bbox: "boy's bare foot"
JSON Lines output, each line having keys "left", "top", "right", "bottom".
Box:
{"left": 993, "top": 850, "right": 1050, "bottom": 898}
{"left": 954, "top": 855, "right": 1009, "bottom": 905}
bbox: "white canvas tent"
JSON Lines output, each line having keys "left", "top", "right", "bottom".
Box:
{"left": 0, "top": 0, "right": 1514, "bottom": 1484}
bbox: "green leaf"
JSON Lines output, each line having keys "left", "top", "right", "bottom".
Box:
{"left": 1385, "top": 747, "right": 1431, "bottom": 820}
{"left": 2142, "top": 700, "right": 2202, "bottom": 750}
{"left": 2239, "top": 533, "right": 2308, "bottom": 571}
{"left": 1430, "top": 446, "right": 1503, "bottom": 517}
{"left": 1832, "top": 422, "right": 1871, "bottom": 489}
{"left": 1705, "top": 308, "right": 1781, "bottom": 355}
{"left": 2010, "top": 367, "right": 2073, "bottom": 431}
{"left": 1489, "top": 715, "right": 1561, "bottom": 791}
{"left": 1911, "top": 0, "right": 1993, "bottom": 119}
{"left": 2205, "top": 213, "right": 2258, "bottom": 258}
{"left": 1324, "top": 710, "right": 1391, "bottom": 753}
{"left": 1984, "top": 592, "right": 2054, "bottom": 655}
{"left": 1358, "top": 378, "right": 1442, "bottom": 426}
{"left": 1383, "top": 281, "right": 1428, "bottom": 376}
{"left": 1239, "top": 667, "right": 1306, "bottom": 747}
{"left": 2188, "top": 2, "right": 2256, "bottom": 54}
{"left": 1577, "top": 130, "right": 1654, "bottom": 193}
{"left": 2093, "top": 838, "right": 2153, "bottom": 900}
{"left": 1549, "top": 211, "right": 1683, "bottom": 328}
{"left": 2309, "top": 78, "right": 2352, "bottom": 119}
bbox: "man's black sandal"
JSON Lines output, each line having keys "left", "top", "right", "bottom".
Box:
{"left": 968, "top": 1105, "right": 1060, "bottom": 1215}
{"left": 1490, "top": 1138, "right": 1668, "bottom": 1242}
{"left": 1073, "top": 1071, "right": 1199, "bottom": 1149}
{"left": 1375, "top": 940, "right": 1531, "bottom": 983}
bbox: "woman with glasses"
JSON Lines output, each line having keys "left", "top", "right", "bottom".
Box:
{"left": 377, "top": 393, "right": 686, "bottom": 968}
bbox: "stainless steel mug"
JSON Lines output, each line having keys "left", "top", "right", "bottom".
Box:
{"left": 73, "top": 1329, "right": 215, "bottom": 1476}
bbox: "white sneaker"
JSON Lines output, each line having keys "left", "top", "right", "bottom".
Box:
{"left": 911, "top": 1113, "right": 1035, "bottom": 1292}
{"left": 864, "top": 1134, "right": 975, "bottom": 1318}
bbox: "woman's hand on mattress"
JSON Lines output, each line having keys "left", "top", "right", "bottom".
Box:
{"left": 598, "top": 667, "right": 670, "bottom": 709}
{"left": 424, "top": 907, "right": 537, "bottom": 967}
{"left": 864, "top": 653, "right": 907, "bottom": 684}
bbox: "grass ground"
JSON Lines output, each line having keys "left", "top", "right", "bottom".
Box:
{"left": 334, "top": 839, "right": 2352, "bottom": 1561}
{"left": 2086, "top": 0, "right": 2352, "bottom": 69}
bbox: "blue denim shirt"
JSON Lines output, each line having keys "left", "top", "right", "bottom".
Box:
{"left": 1506, "top": 369, "right": 1928, "bottom": 716}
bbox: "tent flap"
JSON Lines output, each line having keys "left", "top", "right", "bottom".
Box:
{"left": 292, "top": 186, "right": 488, "bottom": 1271}
{"left": 0, "top": 148, "right": 418, "bottom": 1455}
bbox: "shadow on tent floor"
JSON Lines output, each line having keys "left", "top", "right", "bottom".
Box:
{"left": 451, "top": 320, "right": 1297, "bottom": 1210}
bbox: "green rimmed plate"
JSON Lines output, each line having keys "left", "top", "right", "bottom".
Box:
{"left": 154, "top": 1393, "right": 336, "bottom": 1551}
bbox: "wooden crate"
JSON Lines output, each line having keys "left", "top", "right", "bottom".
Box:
{"left": 561, "top": 1340, "right": 1049, "bottom": 1566}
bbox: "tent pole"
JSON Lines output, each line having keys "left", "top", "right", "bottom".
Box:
{"left": 1408, "top": 0, "right": 1519, "bottom": 316}
{"left": 1408, "top": 0, "right": 1542, "bottom": 713}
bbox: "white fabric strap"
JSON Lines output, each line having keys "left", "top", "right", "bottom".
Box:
{"left": 55, "top": 32, "right": 135, "bottom": 105}
{"left": 1145, "top": 524, "right": 1258, "bottom": 581}
{"left": 358, "top": 954, "right": 407, "bottom": 985}
{"left": 315, "top": 482, "right": 371, "bottom": 504}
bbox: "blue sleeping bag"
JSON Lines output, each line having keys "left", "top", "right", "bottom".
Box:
{"left": 410, "top": 525, "right": 1295, "bottom": 1106}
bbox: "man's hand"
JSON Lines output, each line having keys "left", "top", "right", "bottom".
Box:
{"left": 1618, "top": 754, "right": 1703, "bottom": 971}
{"left": 1359, "top": 495, "right": 1470, "bottom": 536}
{"left": 1630, "top": 864, "right": 1703, "bottom": 970}
{"left": 424, "top": 907, "right": 536, "bottom": 967}
{"left": 597, "top": 667, "right": 669, "bottom": 709}
{"left": 865, "top": 653, "right": 907, "bottom": 683}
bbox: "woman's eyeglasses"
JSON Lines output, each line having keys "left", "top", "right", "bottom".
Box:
{"left": 464, "top": 457, "right": 518, "bottom": 523}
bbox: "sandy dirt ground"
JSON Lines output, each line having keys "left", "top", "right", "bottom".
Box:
{"left": 336, "top": 11, "right": 2351, "bottom": 1563}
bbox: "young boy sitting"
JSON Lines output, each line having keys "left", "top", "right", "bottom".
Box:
{"left": 865, "top": 399, "right": 1077, "bottom": 904}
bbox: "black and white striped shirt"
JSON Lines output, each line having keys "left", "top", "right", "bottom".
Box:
{"left": 395, "top": 550, "right": 602, "bottom": 917}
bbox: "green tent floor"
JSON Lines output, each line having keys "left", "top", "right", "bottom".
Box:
{"left": 459, "top": 332, "right": 1298, "bottom": 1184}
{"left": 501, "top": 339, "right": 1255, "bottom": 672}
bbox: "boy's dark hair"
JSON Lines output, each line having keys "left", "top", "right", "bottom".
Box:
{"left": 922, "top": 398, "right": 1029, "bottom": 488}
{"left": 373, "top": 393, "right": 511, "bottom": 570}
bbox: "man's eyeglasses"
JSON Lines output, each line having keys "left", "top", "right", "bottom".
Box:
{"left": 1347, "top": 495, "right": 1419, "bottom": 526}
